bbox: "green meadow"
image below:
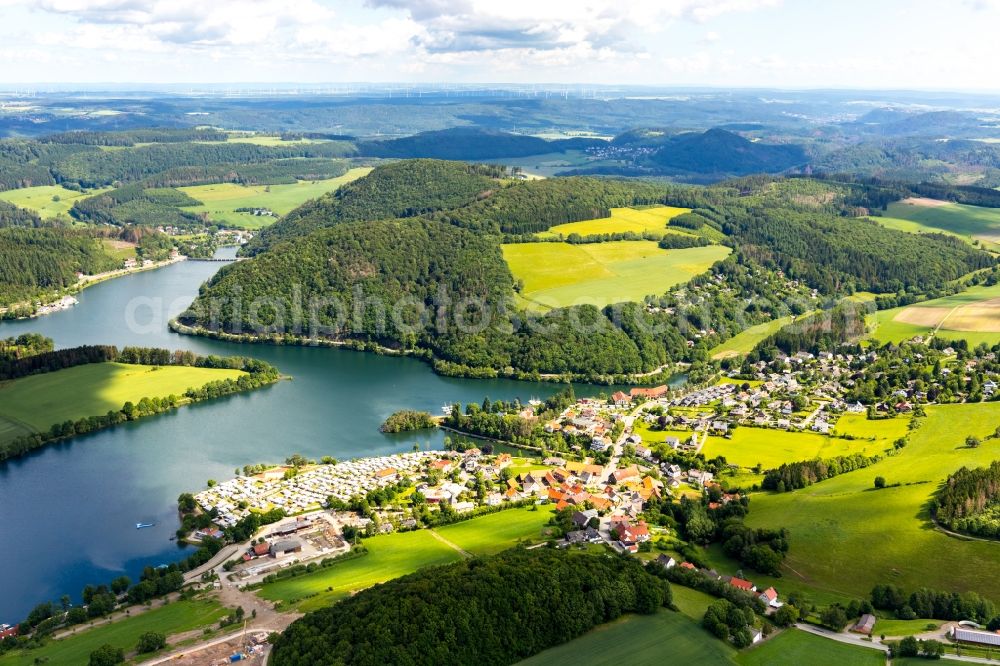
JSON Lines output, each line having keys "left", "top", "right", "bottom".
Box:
{"left": 435, "top": 507, "right": 554, "bottom": 555}
{"left": 259, "top": 507, "right": 554, "bottom": 612}
{"left": 537, "top": 206, "right": 692, "bottom": 238}
{"left": 868, "top": 281, "right": 1000, "bottom": 347}
{"left": 0, "top": 362, "right": 245, "bottom": 442}
{"left": 710, "top": 316, "right": 798, "bottom": 360}
{"left": 701, "top": 426, "right": 883, "bottom": 470}
{"left": 879, "top": 200, "right": 1000, "bottom": 244}
{"left": 179, "top": 167, "right": 372, "bottom": 228}
{"left": 502, "top": 241, "right": 730, "bottom": 311}
{"left": 0, "top": 598, "right": 226, "bottom": 666}
{"left": 742, "top": 402, "right": 1000, "bottom": 601}
{"left": 0, "top": 184, "right": 110, "bottom": 219}
{"left": 735, "top": 629, "right": 884, "bottom": 666}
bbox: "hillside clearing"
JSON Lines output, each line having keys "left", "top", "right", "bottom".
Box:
{"left": 179, "top": 167, "right": 372, "bottom": 228}
{"left": 503, "top": 241, "right": 730, "bottom": 311}
{"left": 537, "top": 206, "right": 692, "bottom": 238}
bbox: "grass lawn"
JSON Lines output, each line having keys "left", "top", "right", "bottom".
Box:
{"left": 834, "top": 414, "right": 910, "bottom": 445}
{"left": 735, "top": 629, "right": 884, "bottom": 666}
{"left": 710, "top": 316, "right": 798, "bottom": 360}
{"left": 517, "top": 610, "right": 737, "bottom": 666}
{"left": 0, "top": 185, "right": 110, "bottom": 219}
{"left": 671, "top": 585, "right": 717, "bottom": 620}
{"left": 259, "top": 529, "right": 463, "bottom": 611}
{"left": 435, "top": 506, "right": 554, "bottom": 555}
{"left": 502, "top": 241, "right": 730, "bottom": 311}
{"left": 743, "top": 402, "right": 1000, "bottom": 601}
{"left": 701, "top": 427, "right": 882, "bottom": 469}
{"left": 881, "top": 200, "right": 1000, "bottom": 244}
{"left": 874, "top": 617, "right": 942, "bottom": 637}
{"left": 0, "top": 362, "right": 245, "bottom": 441}
{"left": 868, "top": 282, "right": 1000, "bottom": 347}
{"left": 179, "top": 167, "right": 371, "bottom": 228}
{"left": 0, "top": 598, "right": 226, "bottom": 666}
{"left": 538, "top": 206, "right": 692, "bottom": 238}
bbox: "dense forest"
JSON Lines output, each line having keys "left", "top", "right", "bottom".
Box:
{"left": 0, "top": 228, "right": 120, "bottom": 306}
{"left": 270, "top": 548, "right": 670, "bottom": 666}
{"left": 931, "top": 462, "right": 1000, "bottom": 538}
{"left": 246, "top": 159, "right": 498, "bottom": 254}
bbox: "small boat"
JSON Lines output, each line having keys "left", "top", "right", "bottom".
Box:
{"left": 136, "top": 522, "right": 155, "bottom": 529}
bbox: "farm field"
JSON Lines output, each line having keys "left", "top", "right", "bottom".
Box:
{"left": 0, "top": 362, "right": 246, "bottom": 442}
{"left": 502, "top": 241, "right": 730, "bottom": 311}
{"left": 701, "top": 426, "right": 882, "bottom": 470}
{"left": 879, "top": 199, "right": 1000, "bottom": 244}
{"left": 0, "top": 184, "right": 109, "bottom": 219}
{"left": 734, "top": 629, "right": 884, "bottom": 666}
{"left": 516, "top": 610, "right": 737, "bottom": 666}
{"left": 0, "top": 598, "right": 226, "bottom": 666}
{"left": 743, "top": 402, "right": 1000, "bottom": 601}
{"left": 537, "top": 206, "right": 692, "bottom": 238}
{"left": 179, "top": 166, "right": 372, "bottom": 228}
{"left": 435, "top": 506, "right": 554, "bottom": 555}
{"left": 869, "top": 282, "right": 1000, "bottom": 347}
{"left": 710, "top": 316, "right": 797, "bottom": 359}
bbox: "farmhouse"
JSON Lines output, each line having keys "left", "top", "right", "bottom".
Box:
{"left": 852, "top": 614, "right": 876, "bottom": 636}
{"left": 758, "top": 587, "right": 782, "bottom": 608}
{"left": 611, "top": 391, "right": 630, "bottom": 406}
{"left": 729, "top": 577, "right": 756, "bottom": 592}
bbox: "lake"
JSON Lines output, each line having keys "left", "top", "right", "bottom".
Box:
{"left": 0, "top": 250, "right": 605, "bottom": 620}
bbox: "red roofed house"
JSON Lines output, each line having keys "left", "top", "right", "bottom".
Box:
{"left": 729, "top": 577, "right": 756, "bottom": 592}
{"left": 609, "top": 466, "right": 641, "bottom": 485}
{"left": 0, "top": 625, "right": 18, "bottom": 640}
{"left": 430, "top": 459, "right": 454, "bottom": 473}
{"left": 680, "top": 562, "right": 696, "bottom": 570}
{"left": 629, "top": 385, "right": 669, "bottom": 399}
{"left": 253, "top": 542, "right": 271, "bottom": 557}
{"left": 611, "top": 391, "right": 630, "bottom": 407}
{"left": 759, "top": 587, "right": 782, "bottom": 608}
{"left": 614, "top": 520, "right": 650, "bottom": 549}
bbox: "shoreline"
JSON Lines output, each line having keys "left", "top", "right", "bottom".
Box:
{"left": 168, "top": 319, "right": 684, "bottom": 387}
{"left": 0, "top": 255, "right": 188, "bottom": 321}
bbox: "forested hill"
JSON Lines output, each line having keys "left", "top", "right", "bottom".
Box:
{"left": 244, "top": 160, "right": 500, "bottom": 254}
{"left": 270, "top": 548, "right": 669, "bottom": 666}
{"left": 182, "top": 166, "right": 997, "bottom": 380}
{"left": 650, "top": 128, "right": 808, "bottom": 175}
{"left": 439, "top": 176, "right": 717, "bottom": 235}
{"left": 356, "top": 127, "right": 602, "bottom": 160}
{"left": 0, "top": 228, "right": 121, "bottom": 307}
{"left": 185, "top": 217, "right": 514, "bottom": 341}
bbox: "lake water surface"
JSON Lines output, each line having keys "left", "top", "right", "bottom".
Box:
{"left": 0, "top": 250, "right": 600, "bottom": 620}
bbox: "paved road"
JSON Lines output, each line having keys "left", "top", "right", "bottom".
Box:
{"left": 794, "top": 623, "right": 998, "bottom": 665}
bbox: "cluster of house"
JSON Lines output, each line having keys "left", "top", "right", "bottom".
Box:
{"left": 121, "top": 257, "right": 157, "bottom": 270}
{"left": 193, "top": 452, "right": 447, "bottom": 527}
{"left": 543, "top": 398, "right": 622, "bottom": 452}
{"left": 509, "top": 461, "right": 664, "bottom": 519}
{"left": 667, "top": 558, "right": 783, "bottom": 612}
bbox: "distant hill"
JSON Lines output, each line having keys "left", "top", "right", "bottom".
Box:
{"left": 649, "top": 128, "right": 807, "bottom": 175}
{"left": 356, "top": 127, "right": 602, "bottom": 160}
{"left": 844, "top": 110, "right": 985, "bottom": 138}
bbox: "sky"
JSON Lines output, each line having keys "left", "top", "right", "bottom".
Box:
{"left": 0, "top": 0, "right": 998, "bottom": 90}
